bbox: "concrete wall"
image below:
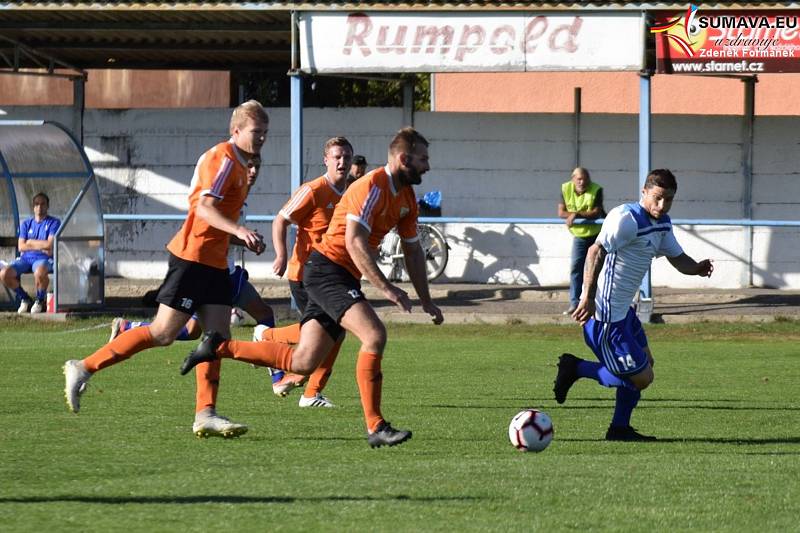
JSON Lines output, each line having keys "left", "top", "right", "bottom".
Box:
{"left": 1, "top": 105, "right": 798, "bottom": 288}
{"left": 433, "top": 72, "right": 800, "bottom": 116}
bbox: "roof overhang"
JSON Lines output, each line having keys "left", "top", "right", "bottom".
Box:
{"left": 1, "top": 2, "right": 797, "bottom": 73}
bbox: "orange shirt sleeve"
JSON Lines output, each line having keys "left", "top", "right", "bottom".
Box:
{"left": 345, "top": 181, "right": 382, "bottom": 232}
{"left": 200, "top": 151, "right": 237, "bottom": 200}
{"left": 279, "top": 184, "right": 316, "bottom": 224}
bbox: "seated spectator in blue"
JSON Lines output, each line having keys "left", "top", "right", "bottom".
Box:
{"left": 1, "top": 192, "right": 61, "bottom": 313}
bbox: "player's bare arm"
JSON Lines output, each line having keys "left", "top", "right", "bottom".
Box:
{"left": 401, "top": 239, "right": 444, "bottom": 325}
{"left": 345, "top": 218, "right": 411, "bottom": 313}
{"left": 18, "top": 236, "right": 53, "bottom": 253}
{"left": 196, "top": 195, "right": 265, "bottom": 254}
{"left": 572, "top": 243, "right": 607, "bottom": 325}
{"left": 271, "top": 213, "right": 291, "bottom": 276}
{"left": 668, "top": 253, "right": 714, "bottom": 277}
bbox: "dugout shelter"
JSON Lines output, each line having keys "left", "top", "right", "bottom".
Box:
{"left": 0, "top": 120, "right": 104, "bottom": 312}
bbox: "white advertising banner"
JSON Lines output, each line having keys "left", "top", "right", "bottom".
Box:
{"left": 299, "top": 12, "right": 644, "bottom": 73}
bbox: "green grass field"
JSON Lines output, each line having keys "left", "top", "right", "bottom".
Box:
{"left": 1, "top": 317, "right": 799, "bottom": 532}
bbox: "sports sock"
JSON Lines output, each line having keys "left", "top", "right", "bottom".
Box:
{"left": 127, "top": 320, "right": 191, "bottom": 341}
{"left": 175, "top": 326, "right": 193, "bottom": 341}
{"left": 577, "top": 360, "right": 637, "bottom": 390}
{"left": 356, "top": 351, "right": 384, "bottom": 433}
{"left": 14, "top": 287, "right": 30, "bottom": 301}
{"left": 259, "top": 316, "right": 276, "bottom": 328}
{"left": 217, "top": 339, "right": 294, "bottom": 371}
{"left": 304, "top": 337, "right": 344, "bottom": 397}
{"left": 270, "top": 369, "right": 285, "bottom": 383}
{"left": 611, "top": 387, "right": 641, "bottom": 428}
{"left": 195, "top": 360, "right": 220, "bottom": 413}
{"left": 35, "top": 289, "right": 46, "bottom": 301}
{"left": 82, "top": 326, "right": 155, "bottom": 373}
{"left": 262, "top": 323, "right": 301, "bottom": 344}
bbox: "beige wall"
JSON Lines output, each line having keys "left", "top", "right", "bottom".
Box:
{"left": 434, "top": 72, "right": 800, "bottom": 115}
{"left": 0, "top": 70, "right": 229, "bottom": 108}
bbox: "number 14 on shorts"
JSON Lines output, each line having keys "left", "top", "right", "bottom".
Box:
{"left": 617, "top": 353, "right": 636, "bottom": 369}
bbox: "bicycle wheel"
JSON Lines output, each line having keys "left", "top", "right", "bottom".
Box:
{"left": 418, "top": 224, "right": 449, "bottom": 281}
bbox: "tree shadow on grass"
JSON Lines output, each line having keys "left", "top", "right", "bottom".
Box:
{"left": 0, "top": 494, "right": 484, "bottom": 505}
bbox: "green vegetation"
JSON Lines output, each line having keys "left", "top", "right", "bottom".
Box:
{"left": 1, "top": 319, "right": 798, "bottom": 531}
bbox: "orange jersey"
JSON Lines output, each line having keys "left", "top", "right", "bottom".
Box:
{"left": 166, "top": 140, "right": 250, "bottom": 269}
{"left": 315, "top": 166, "right": 418, "bottom": 278}
{"left": 279, "top": 175, "right": 344, "bottom": 281}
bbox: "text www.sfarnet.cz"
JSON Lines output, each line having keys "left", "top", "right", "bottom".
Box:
{"left": 672, "top": 60, "right": 765, "bottom": 73}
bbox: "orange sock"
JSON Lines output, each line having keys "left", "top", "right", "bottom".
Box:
{"left": 262, "top": 323, "right": 301, "bottom": 344}
{"left": 356, "top": 350, "right": 384, "bottom": 433}
{"left": 218, "top": 339, "right": 294, "bottom": 371}
{"left": 304, "top": 338, "right": 343, "bottom": 397}
{"left": 82, "top": 326, "right": 155, "bottom": 373}
{"left": 195, "top": 360, "right": 220, "bottom": 413}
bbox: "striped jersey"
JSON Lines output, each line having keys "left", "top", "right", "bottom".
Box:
{"left": 278, "top": 174, "right": 345, "bottom": 281}
{"left": 166, "top": 140, "right": 250, "bottom": 269}
{"left": 315, "top": 165, "right": 418, "bottom": 279}
{"left": 595, "top": 202, "right": 683, "bottom": 323}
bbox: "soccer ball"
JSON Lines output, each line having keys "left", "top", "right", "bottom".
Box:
{"left": 508, "top": 409, "right": 553, "bottom": 452}
{"left": 230, "top": 307, "right": 247, "bottom": 327}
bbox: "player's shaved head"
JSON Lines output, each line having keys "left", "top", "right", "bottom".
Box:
{"left": 230, "top": 100, "right": 269, "bottom": 134}
{"left": 389, "top": 127, "right": 429, "bottom": 156}
{"left": 645, "top": 169, "right": 677, "bottom": 192}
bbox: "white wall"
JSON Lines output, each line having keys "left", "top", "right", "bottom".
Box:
{"left": 2, "top": 106, "right": 798, "bottom": 288}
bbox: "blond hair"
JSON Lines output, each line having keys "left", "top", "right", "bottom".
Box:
{"left": 230, "top": 100, "right": 269, "bottom": 134}
{"left": 323, "top": 136, "right": 354, "bottom": 157}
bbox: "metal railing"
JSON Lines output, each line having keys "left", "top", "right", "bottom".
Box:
{"left": 102, "top": 214, "right": 800, "bottom": 227}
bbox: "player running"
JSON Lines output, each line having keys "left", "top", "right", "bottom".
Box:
{"left": 179, "top": 127, "right": 444, "bottom": 448}
{"left": 63, "top": 100, "right": 269, "bottom": 438}
{"left": 553, "top": 169, "right": 713, "bottom": 441}
{"left": 257, "top": 136, "right": 354, "bottom": 408}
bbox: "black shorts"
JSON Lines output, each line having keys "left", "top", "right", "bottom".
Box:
{"left": 301, "top": 250, "right": 366, "bottom": 340}
{"left": 289, "top": 279, "right": 309, "bottom": 314}
{"left": 156, "top": 252, "right": 232, "bottom": 315}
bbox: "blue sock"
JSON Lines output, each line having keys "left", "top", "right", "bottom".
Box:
{"left": 259, "top": 316, "right": 276, "bottom": 328}
{"left": 611, "top": 387, "right": 641, "bottom": 428}
{"left": 577, "top": 360, "right": 637, "bottom": 390}
{"left": 14, "top": 287, "right": 30, "bottom": 302}
{"left": 35, "top": 289, "right": 46, "bottom": 301}
{"left": 270, "top": 368, "right": 285, "bottom": 383}
{"left": 175, "top": 327, "right": 192, "bottom": 341}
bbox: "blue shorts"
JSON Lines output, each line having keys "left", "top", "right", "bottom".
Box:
{"left": 9, "top": 257, "right": 53, "bottom": 277}
{"left": 583, "top": 307, "right": 649, "bottom": 376}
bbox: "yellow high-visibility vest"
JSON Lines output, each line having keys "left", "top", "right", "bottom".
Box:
{"left": 561, "top": 181, "right": 602, "bottom": 238}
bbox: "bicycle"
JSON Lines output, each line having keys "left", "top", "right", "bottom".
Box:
{"left": 377, "top": 223, "right": 450, "bottom": 282}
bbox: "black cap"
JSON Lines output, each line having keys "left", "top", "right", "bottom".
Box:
{"left": 352, "top": 155, "right": 367, "bottom": 166}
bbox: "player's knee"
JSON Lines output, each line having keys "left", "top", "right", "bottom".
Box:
{"left": 149, "top": 329, "right": 175, "bottom": 347}
{"left": 0, "top": 267, "right": 15, "bottom": 285}
{"left": 360, "top": 322, "right": 386, "bottom": 353}
{"left": 630, "top": 366, "right": 654, "bottom": 390}
{"left": 289, "top": 348, "right": 319, "bottom": 375}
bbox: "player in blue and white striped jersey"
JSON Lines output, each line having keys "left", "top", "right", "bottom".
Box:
{"left": 553, "top": 169, "right": 714, "bottom": 441}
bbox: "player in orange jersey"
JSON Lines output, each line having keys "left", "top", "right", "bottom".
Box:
{"left": 255, "top": 136, "right": 354, "bottom": 408}
{"left": 180, "top": 127, "right": 443, "bottom": 448}
{"left": 63, "top": 100, "right": 269, "bottom": 439}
